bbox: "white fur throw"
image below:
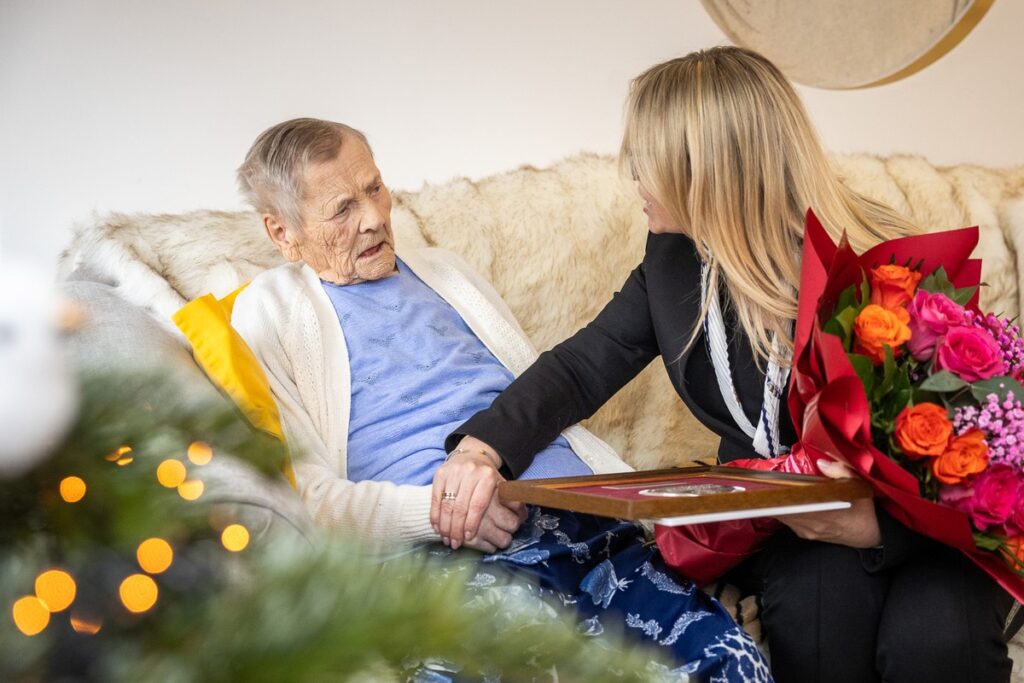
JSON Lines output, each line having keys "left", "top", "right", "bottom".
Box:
{"left": 59, "top": 153, "right": 1024, "bottom": 472}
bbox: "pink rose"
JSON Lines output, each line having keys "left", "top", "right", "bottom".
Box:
{"left": 934, "top": 326, "right": 1006, "bottom": 382}
{"left": 962, "top": 465, "right": 1023, "bottom": 533}
{"left": 906, "top": 290, "right": 967, "bottom": 361}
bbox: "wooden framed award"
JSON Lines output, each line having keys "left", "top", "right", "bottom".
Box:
{"left": 499, "top": 466, "right": 873, "bottom": 526}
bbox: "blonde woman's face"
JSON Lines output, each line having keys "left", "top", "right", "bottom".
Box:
{"left": 637, "top": 183, "right": 684, "bottom": 235}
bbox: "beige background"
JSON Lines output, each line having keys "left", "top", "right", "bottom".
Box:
{"left": 700, "top": 0, "right": 989, "bottom": 88}
{"left": 2, "top": 0, "right": 1022, "bottom": 273}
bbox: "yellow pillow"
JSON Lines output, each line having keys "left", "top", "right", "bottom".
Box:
{"left": 173, "top": 285, "right": 297, "bottom": 489}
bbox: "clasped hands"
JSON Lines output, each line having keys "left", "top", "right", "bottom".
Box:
{"left": 777, "top": 458, "right": 882, "bottom": 549}
{"left": 430, "top": 436, "right": 526, "bottom": 552}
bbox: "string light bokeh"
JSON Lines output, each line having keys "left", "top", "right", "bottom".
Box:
{"left": 9, "top": 438, "right": 249, "bottom": 639}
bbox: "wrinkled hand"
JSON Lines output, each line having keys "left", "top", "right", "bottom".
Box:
{"left": 462, "top": 492, "right": 529, "bottom": 553}
{"left": 431, "top": 436, "right": 520, "bottom": 549}
{"left": 777, "top": 458, "right": 881, "bottom": 549}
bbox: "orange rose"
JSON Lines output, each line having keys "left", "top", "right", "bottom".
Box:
{"left": 931, "top": 429, "right": 989, "bottom": 485}
{"left": 870, "top": 264, "right": 922, "bottom": 311}
{"left": 894, "top": 402, "right": 952, "bottom": 459}
{"left": 853, "top": 304, "right": 912, "bottom": 365}
{"left": 1001, "top": 536, "right": 1024, "bottom": 570}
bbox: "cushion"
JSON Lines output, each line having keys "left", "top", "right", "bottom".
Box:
{"left": 172, "top": 286, "right": 297, "bottom": 487}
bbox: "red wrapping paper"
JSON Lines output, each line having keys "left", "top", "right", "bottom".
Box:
{"left": 656, "top": 210, "right": 1024, "bottom": 602}
{"left": 655, "top": 516, "right": 780, "bottom": 586}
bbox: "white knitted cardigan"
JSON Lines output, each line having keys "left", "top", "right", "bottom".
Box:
{"left": 231, "top": 247, "right": 631, "bottom": 547}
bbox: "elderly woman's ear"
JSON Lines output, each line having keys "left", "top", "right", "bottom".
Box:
{"left": 262, "top": 214, "right": 303, "bottom": 262}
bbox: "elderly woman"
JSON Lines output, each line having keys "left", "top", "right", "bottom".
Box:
{"left": 230, "top": 118, "right": 771, "bottom": 682}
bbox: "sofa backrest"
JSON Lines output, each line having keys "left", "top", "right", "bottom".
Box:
{"left": 59, "top": 154, "right": 1024, "bottom": 469}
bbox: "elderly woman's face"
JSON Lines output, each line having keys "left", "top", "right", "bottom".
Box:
{"left": 273, "top": 138, "right": 396, "bottom": 285}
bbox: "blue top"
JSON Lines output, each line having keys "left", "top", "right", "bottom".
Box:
{"left": 321, "top": 258, "right": 591, "bottom": 486}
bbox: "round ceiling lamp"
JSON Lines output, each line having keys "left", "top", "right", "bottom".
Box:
{"left": 699, "top": 0, "right": 994, "bottom": 89}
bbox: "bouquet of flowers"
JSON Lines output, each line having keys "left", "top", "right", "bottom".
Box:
{"left": 785, "top": 209, "right": 1024, "bottom": 599}
{"left": 657, "top": 210, "right": 1024, "bottom": 602}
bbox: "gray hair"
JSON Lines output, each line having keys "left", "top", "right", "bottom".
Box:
{"left": 236, "top": 118, "right": 372, "bottom": 230}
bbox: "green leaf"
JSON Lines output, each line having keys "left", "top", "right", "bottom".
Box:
{"left": 973, "top": 533, "right": 1005, "bottom": 551}
{"left": 920, "top": 370, "right": 970, "bottom": 393}
{"left": 848, "top": 353, "right": 876, "bottom": 396}
{"left": 835, "top": 306, "right": 859, "bottom": 336}
{"left": 877, "top": 346, "right": 898, "bottom": 397}
{"left": 970, "top": 376, "right": 1024, "bottom": 403}
{"left": 951, "top": 286, "right": 978, "bottom": 306}
{"left": 891, "top": 368, "right": 912, "bottom": 408}
{"left": 823, "top": 284, "right": 864, "bottom": 348}
{"left": 834, "top": 284, "right": 861, "bottom": 314}
{"left": 823, "top": 317, "right": 846, "bottom": 341}
{"left": 920, "top": 469, "right": 940, "bottom": 499}
{"left": 942, "top": 390, "right": 979, "bottom": 410}
{"left": 872, "top": 413, "right": 893, "bottom": 433}
{"left": 879, "top": 383, "right": 912, "bottom": 425}
{"left": 919, "top": 266, "right": 955, "bottom": 296}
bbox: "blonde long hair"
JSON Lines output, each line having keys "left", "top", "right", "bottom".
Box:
{"left": 620, "top": 47, "right": 918, "bottom": 367}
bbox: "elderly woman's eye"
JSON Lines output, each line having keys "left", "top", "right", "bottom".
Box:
{"left": 370, "top": 184, "right": 383, "bottom": 196}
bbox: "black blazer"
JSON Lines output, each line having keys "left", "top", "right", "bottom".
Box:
{"left": 450, "top": 231, "right": 924, "bottom": 570}
{"left": 450, "top": 231, "right": 794, "bottom": 476}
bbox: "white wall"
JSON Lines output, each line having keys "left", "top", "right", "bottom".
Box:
{"left": 2, "top": 0, "right": 1022, "bottom": 272}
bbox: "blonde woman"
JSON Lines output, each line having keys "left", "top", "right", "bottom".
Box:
{"left": 435, "top": 47, "right": 1015, "bottom": 682}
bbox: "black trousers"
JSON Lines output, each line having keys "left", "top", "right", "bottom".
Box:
{"left": 732, "top": 530, "right": 1015, "bottom": 683}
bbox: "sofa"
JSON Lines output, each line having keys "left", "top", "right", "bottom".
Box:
{"left": 58, "top": 152, "right": 1024, "bottom": 676}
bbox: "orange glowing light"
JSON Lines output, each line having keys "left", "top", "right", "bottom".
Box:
{"left": 119, "top": 574, "right": 158, "bottom": 614}
{"left": 59, "top": 476, "right": 87, "bottom": 503}
{"left": 106, "top": 445, "right": 132, "bottom": 462}
{"left": 187, "top": 441, "right": 213, "bottom": 466}
{"left": 177, "top": 479, "right": 204, "bottom": 501}
{"left": 156, "top": 459, "right": 187, "bottom": 488}
{"left": 220, "top": 524, "right": 250, "bottom": 552}
{"left": 116, "top": 456, "right": 134, "bottom": 466}
{"left": 136, "top": 538, "right": 173, "bottom": 574}
{"left": 69, "top": 612, "right": 102, "bottom": 635}
{"left": 34, "top": 570, "right": 76, "bottom": 612}
{"left": 12, "top": 596, "right": 49, "bottom": 636}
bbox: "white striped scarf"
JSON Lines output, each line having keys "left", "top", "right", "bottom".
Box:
{"left": 700, "top": 260, "right": 790, "bottom": 458}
